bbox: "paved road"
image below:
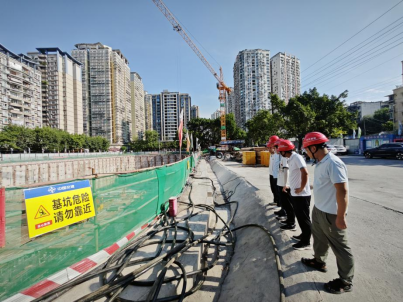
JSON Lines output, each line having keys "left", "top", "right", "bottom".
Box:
{"left": 221, "top": 155, "right": 403, "bottom": 301}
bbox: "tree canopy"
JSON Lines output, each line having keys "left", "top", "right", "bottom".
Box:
{"left": 246, "top": 89, "right": 356, "bottom": 148}
{"left": 187, "top": 113, "right": 246, "bottom": 148}
{"left": 0, "top": 125, "right": 110, "bottom": 153}
{"left": 359, "top": 107, "right": 393, "bottom": 135}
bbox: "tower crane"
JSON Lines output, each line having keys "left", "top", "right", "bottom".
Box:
{"left": 152, "top": 0, "right": 231, "bottom": 141}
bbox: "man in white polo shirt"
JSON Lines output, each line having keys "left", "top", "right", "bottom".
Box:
{"left": 301, "top": 132, "right": 354, "bottom": 294}
{"left": 268, "top": 135, "right": 281, "bottom": 208}
{"left": 278, "top": 140, "right": 312, "bottom": 251}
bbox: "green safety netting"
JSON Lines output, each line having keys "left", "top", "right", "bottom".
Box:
{"left": 0, "top": 154, "right": 199, "bottom": 300}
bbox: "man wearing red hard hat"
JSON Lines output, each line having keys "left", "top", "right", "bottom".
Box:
{"left": 301, "top": 132, "right": 354, "bottom": 294}
{"left": 277, "top": 139, "right": 312, "bottom": 250}
{"left": 267, "top": 135, "right": 281, "bottom": 208}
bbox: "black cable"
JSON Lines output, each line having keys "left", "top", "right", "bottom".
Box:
{"left": 33, "top": 161, "right": 285, "bottom": 302}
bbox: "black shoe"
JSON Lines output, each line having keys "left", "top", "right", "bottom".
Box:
{"left": 274, "top": 210, "right": 286, "bottom": 216}
{"left": 292, "top": 241, "right": 311, "bottom": 250}
{"left": 275, "top": 216, "right": 287, "bottom": 221}
{"left": 280, "top": 224, "right": 296, "bottom": 231}
{"left": 279, "top": 219, "right": 288, "bottom": 225}
{"left": 324, "top": 278, "right": 353, "bottom": 294}
{"left": 291, "top": 234, "right": 302, "bottom": 241}
{"left": 301, "top": 257, "right": 328, "bottom": 272}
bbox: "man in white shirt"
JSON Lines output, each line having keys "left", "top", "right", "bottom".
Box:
{"left": 301, "top": 132, "right": 354, "bottom": 294}
{"left": 267, "top": 136, "right": 280, "bottom": 208}
{"left": 276, "top": 140, "right": 295, "bottom": 226}
{"left": 278, "top": 140, "right": 312, "bottom": 251}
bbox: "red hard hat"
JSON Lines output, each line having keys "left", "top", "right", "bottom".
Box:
{"left": 267, "top": 135, "right": 279, "bottom": 147}
{"left": 278, "top": 140, "right": 295, "bottom": 152}
{"left": 303, "top": 132, "right": 329, "bottom": 148}
{"left": 273, "top": 139, "right": 283, "bottom": 147}
{"left": 269, "top": 135, "right": 279, "bottom": 143}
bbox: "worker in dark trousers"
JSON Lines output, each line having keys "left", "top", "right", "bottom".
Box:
{"left": 279, "top": 139, "right": 312, "bottom": 251}
{"left": 301, "top": 132, "right": 354, "bottom": 294}
{"left": 276, "top": 139, "right": 296, "bottom": 231}
{"left": 267, "top": 135, "right": 280, "bottom": 208}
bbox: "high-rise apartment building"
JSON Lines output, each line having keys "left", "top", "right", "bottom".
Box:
{"left": 130, "top": 72, "right": 145, "bottom": 139}
{"left": 190, "top": 105, "right": 199, "bottom": 120}
{"left": 211, "top": 109, "right": 221, "bottom": 120}
{"left": 144, "top": 92, "right": 153, "bottom": 131}
{"left": 72, "top": 43, "right": 131, "bottom": 145}
{"left": 271, "top": 52, "right": 300, "bottom": 103}
{"left": 150, "top": 93, "right": 162, "bottom": 139}
{"left": 226, "top": 89, "right": 236, "bottom": 117}
{"left": 233, "top": 49, "right": 271, "bottom": 128}
{"left": 148, "top": 90, "right": 192, "bottom": 141}
{"left": 161, "top": 90, "right": 180, "bottom": 141}
{"left": 0, "top": 44, "right": 42, "bottom": 131}
{"left": 179, "top": 93, "right": 191, "bottom": 128}
{"left": 27, "top": 48, "right": 83, "bottom": 134}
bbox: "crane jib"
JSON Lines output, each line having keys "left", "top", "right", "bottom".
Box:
{"left": 152, "top": 0, "right": 229, "bottom": 141}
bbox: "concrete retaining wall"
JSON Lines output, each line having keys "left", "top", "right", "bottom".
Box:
{"left": 0, "top": 154, "right": 183, "bottom": 188}
{"left": 209, "top": 159, "right": 281, "bottom": 301}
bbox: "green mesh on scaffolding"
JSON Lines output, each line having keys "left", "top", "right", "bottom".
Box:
{"left": 0, "top": 155, "right": 197, "bottom": 300}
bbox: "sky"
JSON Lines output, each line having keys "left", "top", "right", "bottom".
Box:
{"left": 1, "top": 0, "right": 403, "bottom": 118}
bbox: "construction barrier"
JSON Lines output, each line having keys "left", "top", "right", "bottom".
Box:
{"left": 260, "top": 151, "right": 271, "bottom": 167}
{"left": 0, "top": 153, "right": 199, "bottom": 301}
{"left": 242, "top": 151, "right": 256, "bottom": 165}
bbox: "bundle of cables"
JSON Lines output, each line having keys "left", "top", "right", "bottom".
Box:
{"left": 33, "top": 162, "right": 285, "bottom": 302}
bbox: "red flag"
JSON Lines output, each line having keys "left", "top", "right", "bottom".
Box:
{"left": 178, "top": 109, "right": 184, "bottom": 150}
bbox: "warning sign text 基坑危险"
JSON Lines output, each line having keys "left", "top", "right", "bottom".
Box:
{"left": 24, "top": 180, "right": 95, "bottom": 238}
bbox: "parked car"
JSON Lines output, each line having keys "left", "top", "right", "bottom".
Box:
{"left": 364, "top": 143, "right": 403, "bottom": 160}
{"left": 326, "top": 145, "right": 338, "bottom": 154}
{"left": 334, "top": 145, "right": 347, "bottom": 155}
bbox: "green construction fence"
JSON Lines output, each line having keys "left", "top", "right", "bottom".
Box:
{"left": 0, "top": 153, "right": 199, "bottom": 300}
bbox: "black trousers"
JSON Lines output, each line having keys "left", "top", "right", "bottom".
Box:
{"left": 269, "top": 175, "right": 280, "bottom": 204}
{"left": 290, "top": 195, "right": 312, "bottom": 244}
{"left": 277, "top": 186, "right": 295, "bottom": 224}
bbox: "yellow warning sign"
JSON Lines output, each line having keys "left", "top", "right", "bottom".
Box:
{"left": 34, "top": 205, "right": 50, "bottom": 219}
{"left": 24, "top": 180, "right": 95, "bottom": 238}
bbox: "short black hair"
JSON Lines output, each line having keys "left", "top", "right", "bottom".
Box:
{"left": 309, "top": 143, "right": 327, "bottom": 150}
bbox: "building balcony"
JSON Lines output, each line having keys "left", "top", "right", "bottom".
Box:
{"left": 8, "top": 75, "right": 23, "bottom": 85}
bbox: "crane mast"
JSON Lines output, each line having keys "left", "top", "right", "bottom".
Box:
{"left": 152, "top": 0, "right": 230, "bottom": 141}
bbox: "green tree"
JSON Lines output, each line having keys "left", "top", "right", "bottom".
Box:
{"left": 69, "top": 134, "right": 85, "bottom": 151}
{"left": 130, "top": 130, "right": 159, "bottom": 151}
{"left": 2, "top": 125, "right": 35, "bottom": 152}
{"left": 276, "top": 88, "right": 356, "bottom": 148}
{"left": 245, "top": 95, "right": 285, "bottom": 145}
{"left": 359, "top": 108, "right": 391, "bottom": 135}
{"left": 374, "top": 107, "right": 390, "bottom": 122}
{"left": 187, "top": 114, "right": 245, "bottom": 148}
{"left": 0, "top": 132, "right": 17, "bottom": 151}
